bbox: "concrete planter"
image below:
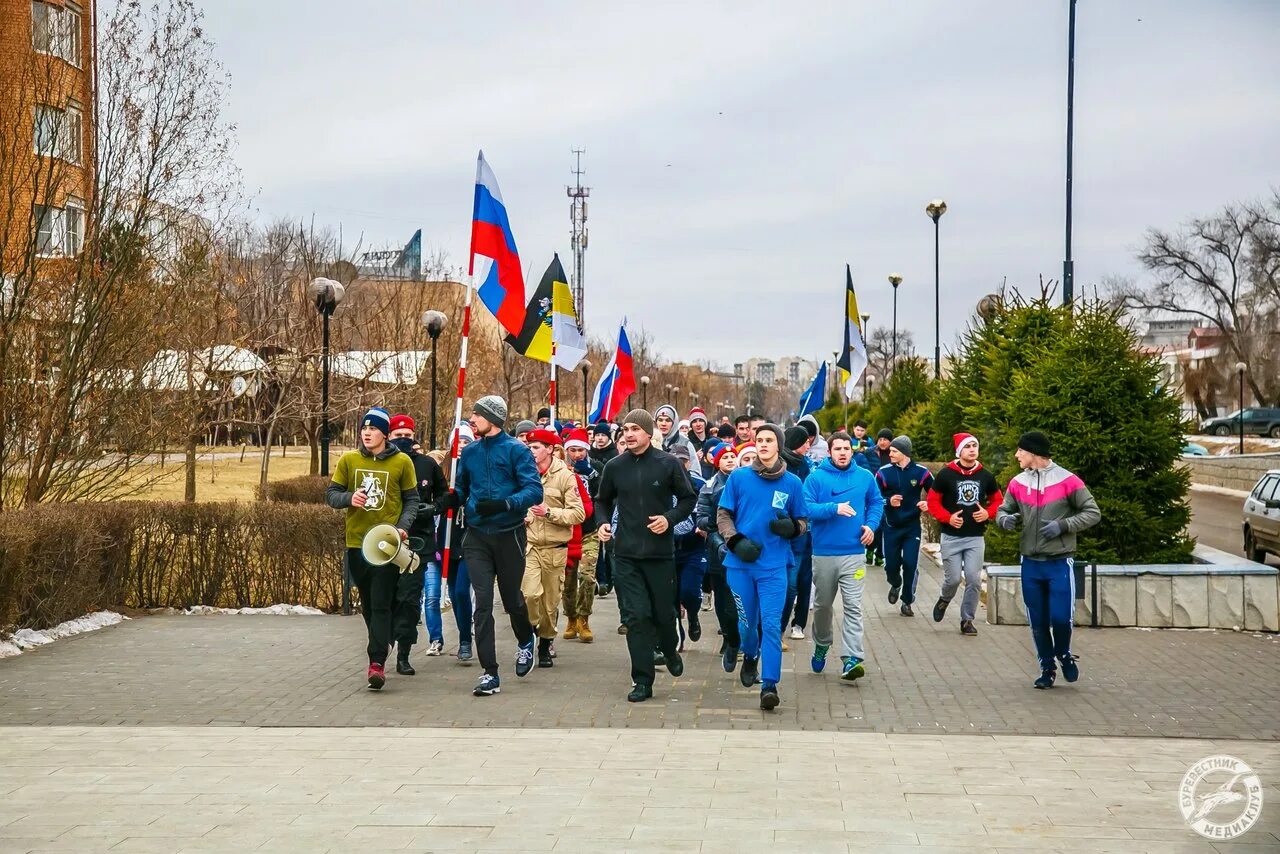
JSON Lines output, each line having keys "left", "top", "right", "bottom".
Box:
{"left": 984, "top": 545, "right": 1278, "bottom": 632}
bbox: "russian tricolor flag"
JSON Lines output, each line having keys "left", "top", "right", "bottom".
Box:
{"left": 588, "top": 323, "right": 638, "bottom": 424}
{"left": 470, "top": 151, "right": 526, "bottom": 337}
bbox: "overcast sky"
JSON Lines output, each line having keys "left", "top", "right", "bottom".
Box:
{"left": 204, "top": 1, "right": 1279, "bottom": 367}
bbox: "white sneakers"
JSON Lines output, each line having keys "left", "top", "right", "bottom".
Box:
{"left": 789, "top": 626, "right": 805, "bottom": 640}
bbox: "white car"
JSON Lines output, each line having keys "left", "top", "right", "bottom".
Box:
{"left": 1243, "top": 469, "right": 1280, "bottom": 563}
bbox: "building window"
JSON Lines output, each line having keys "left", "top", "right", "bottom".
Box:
{"left": 34, "top": 105, "right": 60, "bottom": 156}
{"left": 32, "top": 103, "right": 81, "bottom": 163}
{"left": 64, "top": 103, "right": 82, "bottom": 164}
{"left": 32, "top": 201, "right": 84, "bottom": 257}
{"left": 32, "top": 2, "right": 82, "bottom": 66}
{"left": 34, "top": 205, "right": 58, "bottom": 255}
{"left": 64, "top": 197, "right": 84, "bottom": 256}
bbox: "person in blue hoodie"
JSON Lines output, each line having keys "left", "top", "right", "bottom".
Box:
{"left": 440, "top": 395, "right": 544, "bottom": 697}
{"left": 716, "top": 424, "right": 808, "bottom": 712}
{"left": 875, "top": 435, "right": 934, "bottom": 617}
{"left": 803, "top": 431, "right": 883, "bottom": 681}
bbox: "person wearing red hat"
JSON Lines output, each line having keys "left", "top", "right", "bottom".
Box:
{"left": 522, "top": 429, "right": 585, "bottom": 668}
{"left": 561, "top": 428, "right": 600, "bottom": 642}
{"left": 687, "top": 407, "right": 711, "bottom": 449}
{"left": 926, "top": 432, "right": 1003, "bottom": 636}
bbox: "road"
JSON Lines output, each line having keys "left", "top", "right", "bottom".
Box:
{"left": 1190, "top": 487, "right": 1280, "bottom": 565}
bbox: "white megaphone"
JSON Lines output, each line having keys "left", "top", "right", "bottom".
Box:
{"left": 361, "top": 523, "right": 421, "bottom": 574}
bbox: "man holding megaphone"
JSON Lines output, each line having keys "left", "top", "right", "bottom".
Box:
{"left": 326, "top": 407, "right": 420, "bottom": 690}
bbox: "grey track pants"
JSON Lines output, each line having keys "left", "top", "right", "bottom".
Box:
{"left": 939, "top": 534, "right": 985, "bottom": 622}
{"left": 811, "top": 554, "right": 866, "bottom": 661}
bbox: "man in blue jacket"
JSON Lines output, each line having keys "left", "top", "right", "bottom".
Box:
{"left": 443, "top": 395, "right": 544, "bottom": 697}
{"left": 803, "top": 431, "right": 883, "bottom": 681}
{"left": 875, "top": 435, "right": 934, "bottom": 617}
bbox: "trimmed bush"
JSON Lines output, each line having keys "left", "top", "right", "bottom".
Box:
{"left": 0, "top": 501, "right": 345, "bottom": 632}
{"left": 264, "top": 475, "right": 330, "bottom": 504}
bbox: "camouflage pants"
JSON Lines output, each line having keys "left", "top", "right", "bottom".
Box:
{"left": 563, "top": 533, "right": 599, "bottom": 619}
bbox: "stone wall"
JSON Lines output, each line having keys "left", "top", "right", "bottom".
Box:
{"left": 1180, "top": 453, "right": 1280, "bottom": 493}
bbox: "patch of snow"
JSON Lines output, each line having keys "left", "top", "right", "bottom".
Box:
{"left": 1189, "top": 483, "right": 1251, "bottom": 498}
{"left": 176, "top": 604, "right": 324, "bottom": 616}
{"left": 0, "top": 611, "right": 128, "bottom": 658}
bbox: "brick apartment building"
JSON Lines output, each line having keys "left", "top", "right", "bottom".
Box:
{"left": 0, "top": 0, "right": 96, "bottom": 265}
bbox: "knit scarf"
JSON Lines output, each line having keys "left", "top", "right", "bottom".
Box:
{"left": 752, "top": 456, "right": 787, "bottom": 481}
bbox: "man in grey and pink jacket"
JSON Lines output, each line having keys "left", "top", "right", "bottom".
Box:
{"left": 997, "top": 431, "right": 1101, "bottom": 690}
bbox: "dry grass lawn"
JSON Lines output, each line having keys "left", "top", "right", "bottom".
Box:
{"left": 126, "top": 446, "right": 352, "bottom": 503}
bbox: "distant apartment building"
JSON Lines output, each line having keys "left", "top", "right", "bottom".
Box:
{"left": 742, "top": 356, "right": 819, "bottom": 388}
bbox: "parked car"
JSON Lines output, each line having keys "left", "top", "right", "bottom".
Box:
{"left": 1243, "top": 470, "right": 1280, "bottom": 563}
{"left": 1181, "top": 442, "right": 1209, "bottom": 456}
{"left": 1200, "top": 408, "right": 1280, "bottom": 438}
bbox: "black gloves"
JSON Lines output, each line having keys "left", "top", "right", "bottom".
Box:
{"left": 438, "top": 491, "right": 462, "bottom": 511}
{"left": 475, "top": 498, "right": 508, "bottom": 516}
{"left": 728, "top": 533, "right": 762, "bottom": 563}
{"left": 769, "top": 516, "right": 799, "bottom": 539}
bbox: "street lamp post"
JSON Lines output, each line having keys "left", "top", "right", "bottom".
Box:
{"left": 1063, "top": 0, "right": 1078, "bottom": 306}
{"left": 867, "top": 375, "right": 876, "bottom": 405}
{"left": 672, "top": 387, "right": 681, "bottom": 412}
{"left": 308, "top": 277, "right": 346, "bottom": 477}
{"left": 580, "top": 359, "right": 592, "bottom": 423}
{"left": 1236, "top": 361, "right": 1247, "bottom": 455}
{"left": 422, "top": 310, "right": 447, "bottom": 449}
{"left": 640, "top": 375, "right": 650, "bottom": 410}
{"left": 888, "top": 274, "right": 902, "bottom": 368}
{"left": 926, "top": 200, "right": 948, "bottom": 380}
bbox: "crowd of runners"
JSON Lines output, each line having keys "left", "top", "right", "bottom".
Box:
{"left": 327, "top": 397, "right": 1101, "bottom": 708}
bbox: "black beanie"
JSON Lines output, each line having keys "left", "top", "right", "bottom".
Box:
{"left": 717, "top": 423, "right": 735, "bottom": 439}
{"left": 536, "top": 407, "right": 551, "bottom": 421}
{"left": 784, "top": 426, "right": 810, "bottom": 451}
{"left": 593, "top": 421, "right": 612, "bottom": 437}
{"left": 1018, "top": 430, "right": 1052, "bottom": 457}
{"left": 799, "top": 418, "right": 818, "bottom": 439}
{"left": 877, "top": 428, "right": 893, "bottom": 441}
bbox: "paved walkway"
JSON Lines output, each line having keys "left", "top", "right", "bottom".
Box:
{"left": 2, "top": 561, "right": 1277, "bottom": 738}
{"left": 1, "top": 726, "right": 1277, "bottom": 852}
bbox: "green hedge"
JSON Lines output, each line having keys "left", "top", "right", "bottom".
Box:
{"left": 0, "top": 501, "right": 344, "bottom": 633}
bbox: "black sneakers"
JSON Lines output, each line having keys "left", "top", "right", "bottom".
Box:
{"left": 888, "top": 586, "right": 901, "bottom": 605}
{"left": 1060, "top": 654, "right": 1080, "bottom": 683}
{"left": 960, "top": 620, "right": 978, "bottom": 636}
{"left": 932, "top": 598, "right": 948, "bottom": 623}
{"left": 760, "top": 685, "right": 780, "bottom": 711}
{"left": 900, "top": 603, "right": 914, "bottom": 617}
{"left": 740, "top": 656, "right": 760, "bottom": 688}
{"left": 687, "top": 612, "right": 702, "bottom": 642}
{"left": 1034, "top": 669, "right": 1056, "bottom": 689}
{"left": 537, "top": 638, "right": 554, "bottom": 668}
{"left": 666, "top": 651, "right": 684, "bottom": 678}
{"left": 627, "top": 683, "right": 652, "bottom": 703}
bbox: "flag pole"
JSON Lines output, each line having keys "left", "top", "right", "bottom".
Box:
{"left": 549, "top": 342, "right": 558, "bottom": 427}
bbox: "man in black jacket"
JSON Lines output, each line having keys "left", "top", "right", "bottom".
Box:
{"left": 596, "top": 409, "right": 698, "bottom": 703}
{"left": 388, "top": 415, "right": 449, "bottom": 674}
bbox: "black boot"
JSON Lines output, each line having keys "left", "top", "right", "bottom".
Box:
{"left": 537, "top": 637, "right": 554, "bottom": 668}
{"left": 396, "top": 648, "right": 415, "bottom": 676}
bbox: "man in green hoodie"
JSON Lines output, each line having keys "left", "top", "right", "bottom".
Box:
{"left": 326, "top": 407, "right": 420, "bottom": 691}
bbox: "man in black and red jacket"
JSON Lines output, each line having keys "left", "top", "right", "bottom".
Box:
{"left": 926, "top": 432, "right": 1003, "bottom": 636}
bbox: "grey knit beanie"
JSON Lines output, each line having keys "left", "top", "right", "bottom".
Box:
{"left": 890, "top": 435, "right": 914, "bottom": 457}
{"left": 473, "top": 395, "right": 508, "bottom": 427}
{"left": 622, "top": 409, "right": 655, "bottom": 435}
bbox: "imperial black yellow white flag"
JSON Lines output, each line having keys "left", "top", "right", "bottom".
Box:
{"left": 505, "top": 254, "right": 586, "bottom": 369}
{"left": 836, "top": 263, "right": 868, "bottom": 395}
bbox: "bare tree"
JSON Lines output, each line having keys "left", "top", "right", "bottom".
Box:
{"left": 0, "top": 0, "right": 239, "bottom": 507}
{"left": 1115, "top": 201, "right": 1280, "bottom": 405}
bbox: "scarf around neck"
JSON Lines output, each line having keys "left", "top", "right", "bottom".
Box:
{"left": 752, "top": 456, "right": 787, "bottom": 481}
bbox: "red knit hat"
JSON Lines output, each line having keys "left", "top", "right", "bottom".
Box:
{"left": 735, "top": 442, "right": 757, "bottom": 458}
{"left": 564, "top": 428, "right": 590, "bottom": 452}
{"left": 389, "top": 414, "right": 415, "bottom": 433}
{"left": 953, "top": 432, "right": 979, "bottom": 457}
{"left": 688, "top": 407, "right": 708, "bottom": 424}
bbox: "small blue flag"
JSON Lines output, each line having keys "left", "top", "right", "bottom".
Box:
{"left": 798, "top": 362, "right": 827, "bottom": 417}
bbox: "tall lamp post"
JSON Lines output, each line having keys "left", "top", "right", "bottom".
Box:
{"left": 422, "top": 310, "right": 447, "bottom": 450}
{"left": 1235, "top": 361, "right": 1247, "bottom": 456}
{"left": 888, "top": 274, "right": 902, "bottom": 369}
{"left": 926, "top": 199, "right": 948, "bottom": 379}
{"left": 640, "top": 375, "right": 650, "bottom": 409}
{"left": 308, "top": 277, "right": 346, "bottom": 477}
{"left": 580, "top": 359, "right": 592, "bottom": 423}
{"left": 1063, "top": 0, "right": 1078, "bottom": 306}
{"left": 672, "top": 387, "right": 681, "bottom": 412}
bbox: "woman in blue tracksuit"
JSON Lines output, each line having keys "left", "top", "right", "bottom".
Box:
{"left": 716, "top": 424, "right": 807, "bottom": 712}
